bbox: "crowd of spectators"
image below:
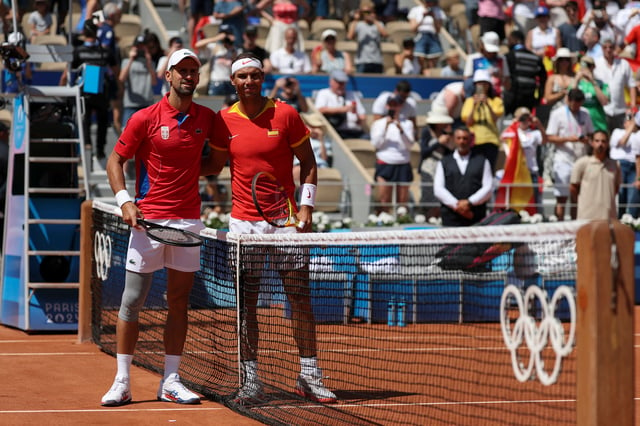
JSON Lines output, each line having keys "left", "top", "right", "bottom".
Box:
{"left": 4, "top": 0, "right": 640, "bottom": 222}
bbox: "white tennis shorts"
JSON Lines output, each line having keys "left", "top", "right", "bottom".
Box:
{"left": 229, "top": 217, "right": 306, "bottom": 271}
{"left": 552, "top": 160, "right": 573, "bottom": 198}
{"left": 126, "top": 219, "right": 205, "bottom": 273}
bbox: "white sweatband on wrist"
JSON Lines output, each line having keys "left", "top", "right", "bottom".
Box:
{"left": 299, "top": 183, "right": 317, "bottom": 207}
{"left": 115, "top": 189, "right": 132, "bottom": 208}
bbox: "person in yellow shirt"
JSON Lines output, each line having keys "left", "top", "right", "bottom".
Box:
{"left": 461, "top": 68, "right": 505, "bottom": 171}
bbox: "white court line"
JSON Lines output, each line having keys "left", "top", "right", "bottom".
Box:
{"left": 0, "top": 352, "right": 98, "bottom": 356}
{"left": 0, "top": 339, "right": 77, "bottom": 344}
{"left": 0, "top": 407, "right": 228, "bottom": 414}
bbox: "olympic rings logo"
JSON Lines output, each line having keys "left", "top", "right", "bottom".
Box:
{"left": 499, "top": 284, "right": 576, "bottom": 386}
{"left": 93, "top": 231, "right": 112, "bottom": 281}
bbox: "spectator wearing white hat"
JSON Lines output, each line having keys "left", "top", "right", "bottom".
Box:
{"left": 463, "top": 31, "right": 511, "bottom": 98}
{"left": 461, "top": 69, "right": 505, "bottom": 171}
{"left": 311, "top": 29, "right": 354, "bottom": 75}
{"left": 419, "top": 106, "right": 454, "bottom": 218}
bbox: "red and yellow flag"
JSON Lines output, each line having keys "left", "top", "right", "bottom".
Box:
{"left": 496, "top": 121, "right": 536, "bottom": 214}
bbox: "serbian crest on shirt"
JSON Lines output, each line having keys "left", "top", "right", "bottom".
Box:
{"left": 161, "top": 126, "right": 170, "bottom": 140}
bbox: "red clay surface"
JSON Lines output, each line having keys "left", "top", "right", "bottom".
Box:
{"left": 0, "top": 325, "right": 260, "bottom": 426}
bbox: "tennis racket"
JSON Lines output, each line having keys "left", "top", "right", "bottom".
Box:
{"left": 137, "top": 219, "right": 204, "bottom": 247}
{"left": 251, "top": 171, "right": 300, "bottom": 228}
{"left": 115, "top": 207, "right": 204, "bottom": 247}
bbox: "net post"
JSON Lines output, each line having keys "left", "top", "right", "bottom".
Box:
{"left": 77, "top": 200, "right": 94, "bottom": 343}
{"left": 576, "top": 220, "right": 635, "bottom": 426}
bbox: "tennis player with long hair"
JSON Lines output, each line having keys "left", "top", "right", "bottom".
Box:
{"left": 101, "top": 48, "right": 215, "bottom": 406}
{"left": 202, "top": 53, "right": 337, "bottom": 404}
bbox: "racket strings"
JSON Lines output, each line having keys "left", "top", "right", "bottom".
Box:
{"left": 146, "top": 227, "right": 202, "bottom": 246}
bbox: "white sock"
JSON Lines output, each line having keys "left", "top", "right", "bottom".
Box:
{"left": 116, "top": 353, "right": 133, "bottom": 380}
{"left": 242, "top": 360, "right": 258, "bottom": 381}
{"left": 300, "top": 356, "right": 320, "bottom": 377}
{"left": 164, "top": 354, "right": 181, "bottom": 380}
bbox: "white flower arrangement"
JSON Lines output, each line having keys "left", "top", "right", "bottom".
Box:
{"left": 621, "top": 213, "right": 640, "bottom": 231}
{"left": 201, "top": 208, "right": 230, "bottom": 230}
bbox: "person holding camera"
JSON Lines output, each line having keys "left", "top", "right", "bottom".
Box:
{"left": 195, "top": 24, "right": 237, "bottom": 96}
{"left": 609, "top": 112, "right": 640, "bottom": 217}
{"left": 574, "top": 55, "right": 609, "bottom": 132}
{"left": 370, "top": 95, "right": 415, "bottom": 213}
{"left": 347, "top": 1, "right": 387, "bottom": 74}
{"left": 119, "top": 34, "right": 157, "bottom": 130}
{"left": 314, "top": 69, "right": 367, "bottom": 139}
{"left": 460, "top": 69, "right": 504, "bottom": 172}
{"left": 546, "top": 88, "right": 594, "bottom": 221}
{"left": 269, "top": 76, "right": 309, "bottom": 113}
{"left": 407, "top": 0, "right": 445, "bottom": 70}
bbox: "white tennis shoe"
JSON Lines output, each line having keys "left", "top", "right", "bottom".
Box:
{"left": 157, "top": 373, "right": 201, "bottom": 404}
{"left": 101, "top": 376, "right": 132, "bottom": 407}
{"left": 232, "top": 378, "right": 265, "bottom": 404}
{"left": 295, "top": 374, "right": 337, "bottom": 403}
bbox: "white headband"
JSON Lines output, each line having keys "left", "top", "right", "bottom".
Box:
{"left": 231, "top": 58, "right": 263, "bottom": 75}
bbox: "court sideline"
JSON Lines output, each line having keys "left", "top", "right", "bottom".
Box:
{"left": 0, "top": 325, "right": 260, "bottom": 425}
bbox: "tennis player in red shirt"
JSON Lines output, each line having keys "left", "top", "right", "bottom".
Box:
{"left": 102, "top": 48, "right": 215, "bottom": 406}
{"left": 203, "top": 53, "right": 337, "bottom": 404}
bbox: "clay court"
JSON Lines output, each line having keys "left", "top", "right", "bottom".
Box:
{"left": 2, "top": 307, "right": 640, "bottom": 425}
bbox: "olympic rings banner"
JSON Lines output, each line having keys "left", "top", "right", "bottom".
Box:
{"left": 500, "top": 284, "right": 576, "bottom": 386}
{"left": 94, "top": 231, "right": 112, "bottom": 281}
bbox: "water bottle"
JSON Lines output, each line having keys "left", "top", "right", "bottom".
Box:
{"left": 397, "top": 298, "right": 406, "bottom": 327}
{"left": 387, "top": 298, "right": 396, "bottom": 326}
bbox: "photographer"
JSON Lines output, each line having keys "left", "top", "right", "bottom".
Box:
{"left": 195, "top": 24, "right": 237, "bottom": 96}
{"left": 460, "top": 69, "right": 504, "bottom": 171}
{"left": 268, "top": 76, "right": 308, "bottom": 113}
{"left": 370, "top": 95, "right": 415, "bottom": 213}
{"left": 119, "top": 34, "right": 157, "bottom": 130}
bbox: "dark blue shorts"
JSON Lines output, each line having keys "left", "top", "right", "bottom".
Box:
{"left": 374, "top": 162, "right": 413, "bottom": 183}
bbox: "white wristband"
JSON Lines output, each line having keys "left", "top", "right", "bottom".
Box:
{"left": 299, "top": 183, "right": 317, "bottom": 207}
{"left": 115, "top": 189, "right": 132, "bottom": 208}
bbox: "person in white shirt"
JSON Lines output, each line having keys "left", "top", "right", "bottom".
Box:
{"left": 501, "top": 107, "right": 548, "bottom": 213}
{"left": 593, "top": 37, "right": 636, "bottom": 132}
{"left": 370, "top": 95, "right": 415, "bottom": 213}
{"left": 546, "top": 88, "right": 594, "bottom": 220}
{"left": 610, "top": 112, "right": 640, "bottom": 217}
{"left": 270, "top": 27, "right": 312, "bottom": 74}
{"left": 314, "top": 70, "right": 367, "bottom": 139}
{"left": 371, "top": 80, "right": 417, "bottom": 138}
{"left": 434, "top": 126, "right": 493, "bottom": 227}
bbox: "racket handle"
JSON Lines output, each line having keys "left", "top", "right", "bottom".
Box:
{"left": 297, "top": 221, "right": 306, "bottom": 229}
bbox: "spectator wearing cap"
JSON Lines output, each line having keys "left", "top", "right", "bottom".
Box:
{"left": 270, "top": 27, "right": 311, "bottom": 74}
{"left": 370, "top": 94, "right": 416, "bottom": 213}
{"left": 546, "top": 88, "right": 593, "bottom": 220}
{"left": 477, "top": 0, "right": 507, "bottom": 42}
{"left": 195, "top": 25, "right": 237, "bottom": 96}
{"left": 60, "top": 19, "right": 117, "bottom": 162}
{"left": 610, "top": 111, "right": 640, "bottom": 217}
{"left": 500, "top": 107, "right": 548, "bottom": 213}
{"left": 461, "top": 69, "right": 505, "bottom": 171}
{"left": 237, "top": 25, "right": 273, "bottom": 74}
{"left": 371, "top": 80, "right": 417, "bottom": 138}
{"left": 407, "top": 0, "right": 445, "bottom": 70}
{"left": 419, "top": 106, "right": 454, "bottom": 218}
{"left": 576, "top": 0, "right": 621, "bottom": 48}
{"left": 504, "top": 29, "right": 547, "bottom": 116}
{"left": 557, "top": 0, "right": 586, "bottom": 52}
{"left": 314, "top": 69, "right": 367, "bottom": 139}
{"left": 157, "top": 37, "right": 184, "bottom": 96}
{"left": 28, "top": 0, "right": 53, "bottom": 44}
{"left": 212, "top": 0, "right": 246, "bottom": 49}
{"left": 393, "top": 37, "right": 422, "bottom": 75}
{"left": 311, "top": 29, "right": 354, "bottom": 75}
{"left": 594, "top": 37, "right": 636, "bottom": 132}
{"left": 348, "top": 1, "right": 387, "bottom": 74}
{"left": 119, "top": 33, "right": 157, "bottom": 130}
{"left": 574, "top": 55, "right": 609, "bottom": 132}
{"left": 570, "top": 129, "right": 621, "bottom": 220}
{"left": 525, "top": 5, "right": 562, "bottom": 60}
{"left": 440, "top": 50, "right": 463, "bottom": 78}
{"left": 463, "top": 31, "right": 511, "bottom": 98}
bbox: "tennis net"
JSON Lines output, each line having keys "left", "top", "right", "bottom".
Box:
{"left": 90, "top": 200, "right": 584, "bottom": 425}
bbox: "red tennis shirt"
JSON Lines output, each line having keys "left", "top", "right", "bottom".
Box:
{"left": 115, "top": 94, "right": 216, "bottom": 219}
{"left": 210, "top": 99, "right": 310, "bottom": 221}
